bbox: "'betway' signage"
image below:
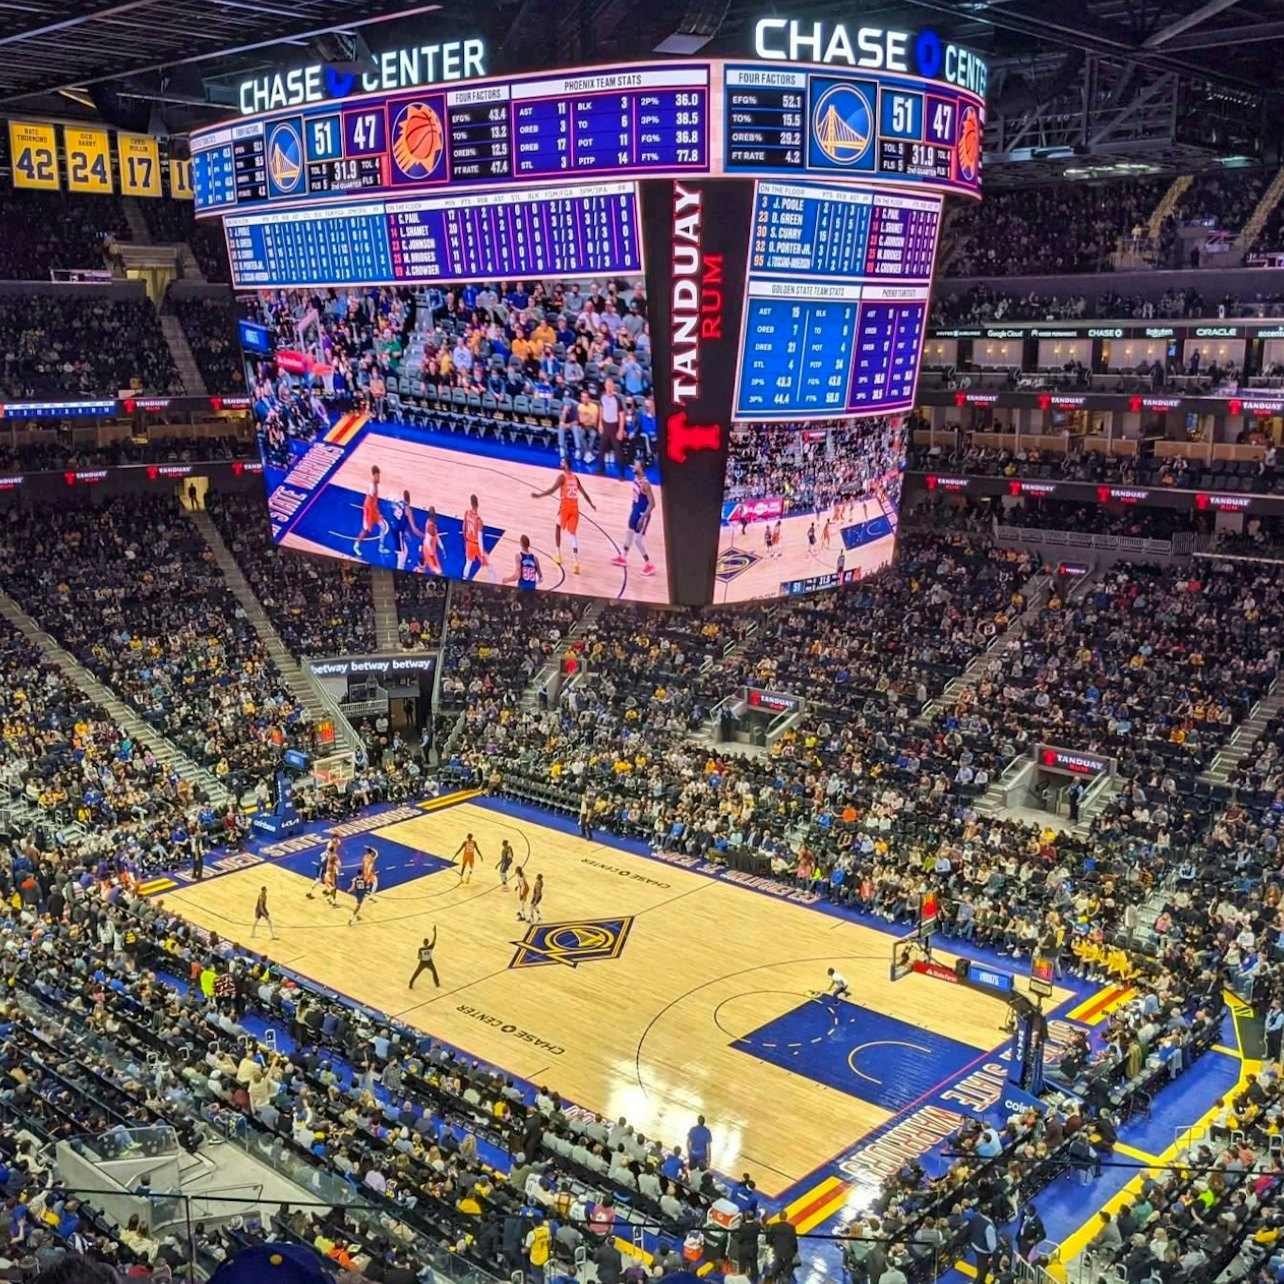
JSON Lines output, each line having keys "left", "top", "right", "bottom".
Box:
{"left": 754, "top": 19, "right": 987, "bottom": 93}
{"left": 308, "top": 655, "right": 436, "bottom": 681}
{"left": 1039, "top": 746, "right": 1111, "bottom": 776}
{"left": 238, "top": 39, "right": 488, "bottom": 115}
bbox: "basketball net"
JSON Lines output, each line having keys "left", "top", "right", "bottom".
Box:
{"left": 311, "top": 751, "right": 356, "bottom": 793}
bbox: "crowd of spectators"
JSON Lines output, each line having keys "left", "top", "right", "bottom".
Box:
{"left": 394, "top": 575, "right": 448, "bottom": 651}
{"left": 937, "top": 561, "right": 1284, "bottom": 790}
{"left": 205, "top": 492, "right": 376, "bottom": 657}
{"left": 930, "top": 283, "right": 1284, "bottom": 325}
{"left": 723, "top": 418, "right": 903, "bottom": 514}
{"left": 1081, "top": 1067, "right": 1284, "bottom": 1284}
{"left": 0, "top": 494, "right": 311, "bottom": 796}
{"left": 907, "top": 437, "right": 1284, "bottom": 496}
{"left": 171, "top": 296, "right": 244, "bottom": 393}
{"left": 0, "top": 431, "right": 254, "bottom": 475}
{"left": 942, "top": 178, "right": 1170, "bottom": 277}
{"left": 1175, "top": 169, "right": 1267, "bottom": 234}
{"left": 0, "top": 191, "right": 129, "bottom": 280}
{"left": 248, "top": 281, "right": 662, "bottom": 474}
{"left": 0, "top": 296, "right": 179, "bottom": 398}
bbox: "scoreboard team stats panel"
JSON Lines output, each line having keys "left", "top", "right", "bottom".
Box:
{"left": 215, "top": 24, "right": 985, "bottom": 603}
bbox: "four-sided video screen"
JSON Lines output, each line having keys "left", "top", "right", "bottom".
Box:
{"left": 243, "top": 276, "right": 908, "bottom": 606}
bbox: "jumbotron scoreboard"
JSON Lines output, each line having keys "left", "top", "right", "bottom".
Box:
{"left": 211, "top": 18, "right": 985, "bottom": 604}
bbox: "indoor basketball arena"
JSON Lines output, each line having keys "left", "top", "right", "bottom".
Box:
{"left": 0, "top": 2, "right": 1279, "bottom": 1283}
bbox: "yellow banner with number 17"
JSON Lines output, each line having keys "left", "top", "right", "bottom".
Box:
{"left": 118, "top": 133, "right": 161, "bottom": 196}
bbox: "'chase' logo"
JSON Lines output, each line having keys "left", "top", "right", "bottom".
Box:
{"left": 325, "top": 67, "right": 356, "bottom": 99}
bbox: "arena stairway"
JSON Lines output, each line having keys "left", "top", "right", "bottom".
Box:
{"left": 369, "top": 567, "right": 401, "bottom": 651}
{"left": 186, "top": 508, "right": 361, "bottom": 762}
{"left": 0, "top": 585, "right": 232, "bottom": 809}
{"left": 159, "top": 312, "right": 209, "bottom": 396}
{"left": 520, "top": 599, "right": 601, "bottom": 711}
{"left": 919, "top": 560, "right": 1060, "bottom": 724}
{"left": 1200, "top": 673, "right": 1284, "bottom": 786}
{"left": 1234, "top": 165, "right": 1284, "bottom": 257}
{"left": 121, "top": 196, "right": 151, "bottom": 245}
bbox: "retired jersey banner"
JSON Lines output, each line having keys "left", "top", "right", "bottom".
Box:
{"left": 118, "top": 133, "right": 161, "bottom": 196}
{"left": 65, "top": 127, "right": 113, "bottom": 194}
{"left": 9, "top": 121, "right": 58, "bottom": 190}
{"left": 169, "top": 156, "right": 193, "bottom": 199}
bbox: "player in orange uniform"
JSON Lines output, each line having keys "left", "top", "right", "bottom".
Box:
{"left": 461, "top": 494, "right": 492, "bottom": 581}
{"left": 531, "top": 461, "right": 597, "bottom": 575}
{"left": 418, "top": 505, "right": 445, "bottom": 576}
{"left": 353, "top": 464, "right": 389, "bottom": 557}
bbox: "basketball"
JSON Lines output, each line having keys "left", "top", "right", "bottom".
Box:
{"left": 393, "top": 102, "right": 444, "bottom": 176}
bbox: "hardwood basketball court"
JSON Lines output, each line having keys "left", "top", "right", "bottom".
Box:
{"left": 164, "top": 800, "right": 1068, "bottom": 1196}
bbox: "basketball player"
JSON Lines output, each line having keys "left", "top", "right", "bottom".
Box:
{"left": 461, "top": 494, "right": 491, "bottom": 582}
{"left": 763, "top": 520, "right": 773, "bottom": 563}
{"left": 347, "top": 868, "right": 371, "bottom": 925}
{"left": 529, "top": 872, "right": 546, "bottom": 924}
{"left": 389, "top": 489, "right": 423, "bottom": 571}
{"left": 306, "top": 839, "right": 340, "bottom": 900}
{"left": 530, "top": 460, "right": 596, "bottom": 574}
{"left": 772, "top": 520, "right": 783, "bottom": 557}
{"left": 610, "top": 461, "right": 656, "bottom": 576}
{"left": 497, "top": 839, "right": 515, "bottom": 888}
{"left": 418, "top": 505, "right": 445, "bottom": 576}
{"left": 251, "top": 886, "right": 275, "bottom": 939}
{"left": 361, "top": 845, "right": 379, "bottom": 902}
{"left": 514, "top": 865, "right": 531, "bottom": 921}
{"left": 504, "top": 535, "right": 542, "bottom": 591}
{"left": 808, "top": 521, "right": 817, "bottom": 551}
{"left": 322, "top": 854, "right": 340, "bottom": 909}
{"left": 354, "top": 465, "right": 389, "bottom": 557}
{"left": 455, "top": 832, "right": 483, "bottom": 884}
{"left": 822, "top": 518, "right": 832, "bottom": 549}
{"left": 824, "top": 967, "right": 850, "bottom": 1001}
{"left": 408, "top": 928, "right": 440, "bottom": 989}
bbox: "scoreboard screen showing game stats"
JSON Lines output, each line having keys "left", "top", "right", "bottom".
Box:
{"left": 223, "top": 23, "right": 985, "bottom": 604}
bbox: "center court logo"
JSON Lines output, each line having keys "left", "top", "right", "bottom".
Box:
{"left": 508, "top": 917, "right": 634, "bottom": 970}
{"left": 715, "top": 546, "right": 760, "bottom": 583}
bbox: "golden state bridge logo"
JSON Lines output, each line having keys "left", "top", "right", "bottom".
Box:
{"left": 812, "top": 84, "right": 873, "bottom": 166}
{"left": 267, "top": 122, "right": 303, "bottom": 195}
{"left": 509, "top": 917, "right": 633, "bottom": 970}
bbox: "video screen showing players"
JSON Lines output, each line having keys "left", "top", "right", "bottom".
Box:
{"left": 713, "top": 416, "right": 905, "bottom": 603}
{"left": 242, "top": 280, "right": 672, "bottom": 604}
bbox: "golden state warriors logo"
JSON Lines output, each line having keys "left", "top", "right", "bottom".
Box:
{"left": 811, "top": 84, "right": 873, "bottom": 167}
{"left": 390, "top": 100, "right": 445, "bottom": 180}
{"left": 509, "top": 917, "right": 633, "bottom": 970}
{"left": 266, "top": 122, "right": 303, "bottom": 197}
{"left": 956, "top": 104, "right": 982, "bottom": 183}
{"left": 716, "top": 546, "right": 760, "bottom": 584}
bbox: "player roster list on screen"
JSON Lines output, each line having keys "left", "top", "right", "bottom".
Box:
{"left": 733, "top": 180, "right": 941, "bottom": 420}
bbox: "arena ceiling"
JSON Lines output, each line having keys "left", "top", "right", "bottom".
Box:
{"left": 0, "top": 0, "right": 1280, "bottom": 175}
